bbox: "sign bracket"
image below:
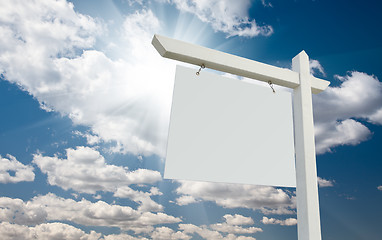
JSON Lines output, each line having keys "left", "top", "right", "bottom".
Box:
{"left": 152, "top": 34, "right": 329, "bottom": 94}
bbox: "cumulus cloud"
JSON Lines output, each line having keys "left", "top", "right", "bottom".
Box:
{"left": 0, "top": 197, "right": 47, "bottom": 225}
{"left": 317, "top": 177, "right": 334, "bottom": 187}
{"left": 73, "top": 131, "right": 101, "bottom": 145}
{"left": 209, "top": 214, "right": 261, "bottom": 236}
{"left": 175, "top": 181, "right": 295, "bottom": 214}
{"left": 169, "top": 0, "right": 273, "bottom": 37}
{"left": 1, "top": 222, "right": 198, "bottom": 240}
{"left": 313, "top": 71, "right": 382, "bottom": 154}
{"left": 0, "top": 0, "right": 99, "bottom": 85}
{"left": 0, "top": 222, "right": 176, "bottom": 240}
{"left": 150, "top": 226, "right": 191, "bottom": 240}
{"left": 223, "top": 214, "right": 254, "bottom": 226}
{"left": 103, "top": 234, "right": 148, "bottom": 240}
{"left": 0, "top": 222, "right": 101, "bottom": 240}
{"left": 310, "top": 59, "right": 326, "bottom": 77}
{"left": 0, "top": 194, "right": 181, "bottom": 233}
{"left": 1, "top": 0, "right": 380, "bottom": 160}
{"left": 261, "top": 216, "right": 297, "bottom": 226}
{"left": 0, "top": 0, "right": 175, "bottom": 158}
{"left": 175, "top": 195, "right": 199, "bottom": 206}
{"left": 179, "top": 223, "right": 259, "bottom": 240}
{"left": 33, "top": 146, "right": 161, "bottom": 193}
{"left": 179, "top": 224, "right": 223, "bottom": 239}
{"left": 0, "top": 154, "right": 35, "bottom": 183}
{"left": 33, "top": 146, "right": 163, "bottom": 211}
{"left": 9, "top": 0, "right": 379, "bottom": 159}
{"left": 2, "top": 3, "right": 381, "bottom": 238}
{"left": 136, "top": 214, "right": 261, "bottom": 239}
{"left": 261, "top": 0, "right": 273, "bottom": 8}
{"left": 210, "top": 223, "right": 262, "bottom": 235}
{"left": 315, "top": 119, "right": 371, "bottom": 154}
{"left": 114, "top": 186, "right": 163, "bottom": 212}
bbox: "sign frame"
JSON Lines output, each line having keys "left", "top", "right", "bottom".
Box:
{"left": 152, "top": 34, "right": 329, "bottom": 240}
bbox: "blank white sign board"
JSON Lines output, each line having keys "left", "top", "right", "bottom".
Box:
{"left": 164, "top": 65, "right": 296, "bottom": 187}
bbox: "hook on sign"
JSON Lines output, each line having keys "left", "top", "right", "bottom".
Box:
{"left": 196, "top": 64, "right": 205, "bottom": 76}
{"left": 268, "top": 81, "right": 276, "bottom": 93}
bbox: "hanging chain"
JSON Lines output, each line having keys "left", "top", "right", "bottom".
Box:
{"left": 195, "top": 65, "right": 275, "bottom": 94}
{"left": 196, "top": 64, "right": 205, "bottom": 76}
{"left": 268, "top": 81, "right": 276, "bottom": 93}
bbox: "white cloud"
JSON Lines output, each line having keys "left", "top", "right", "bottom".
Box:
{"left": 0, "top": 221, "right": 181, "bottom": 240}
{"left": 314, "top": 71, "right": 382, "bottom": 154}
{"left": 122, "top": 9, "right": 160, "bottom": 47}
{"left": 232, "top": 237, "right": 258, "bottom": 240}
{"left": 114, "top": 186, "right": 163, "bottom": 212}
{"left": 209, "top": 214, "right": 261, "bottom": 235}
{"left": 0, "top": 194, "right": 181, "bottom": 233}
{"left": 93, "top": 194, "right": 102, "bottom": 200}
{"left": 175, "top": 195, "right": 199, "bottom": 206}
{"left": 175, "top": 181, "right": 295, "bottom": 214}
{"left": 51, "top": 9, "right": 175, "bottom": 158}
{"left": 150, "top": 226, "right": 191, "bottom": 240}
{"left": 261, "top": 216, "right": 297, "bottom": 226}
{"left": 33, "top": 223, "right": 100, "bottom": 240}
{"left": 0, "top": 222, "right": 101, "bottom": 240}
{"left": 317, "top": 177, "right": 334, "bottom": 187}
{"left": 0, "top": 222, "right": 32, "bottom": 240}
{"left": 259, "top": 207, "right": 295, "bottom": 215}
{"left": 0, "top": 197, "right": 46, "bottom": 225}
{"left": 139, "top": 214, "right": 261, "bottom": 239}
{"left": 0, "top": 0, "right": 175, "bottom": 158}
{"left": 310, "top": 59, "right": 326, "bottom": 77}
{"left": 33, "top": 146, "right": 163, "bottom": 211}
{"left": 368, "top": 108, "right": 382, "bottom": 124}
{"left": 223, "top": 214, "right": 254, "bottom": 226}
{"left": 179, "top": 224, "right": 224, "bottom": 239}
{"left": 74, "top": 131, "right": 101, "bottom": 145}
{"left": 210, "top": 223, "right": 262, "bottom": 235}
{"left": 0, "top": 0, "right": 100, "bottom": 85}
{"left": 179, "top": 223, "right": 259, "bottom": 240}
{"left": 0, "top": 154, "right": 35, "bottom": 183}
{"left": 377, "top": 186, "right": 382, "bottom": 191}
{"left": 261, "top": 0, "right": 273, "bottom": 7}
{"left": 315, "top": 119, "right": 371, "bottom": 154}
{"left": 169, "top": 0, "right": 273, "bottom": 37}
{"left": 103, "top": 233, "right": 148, "bottom": 240}
{"left": 33, "top": 146, "right": 161, "bottom": 193}
{"left": 1, "top": 0, "right": 381, "bottom": 160}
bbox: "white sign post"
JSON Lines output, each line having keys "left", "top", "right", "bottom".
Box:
{"left": 152, "top": 34, "right": 329, "bottom": 240}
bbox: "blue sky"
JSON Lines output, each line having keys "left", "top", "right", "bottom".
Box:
{"left": 0, "top": 0, "right": 381, "bottom": 239}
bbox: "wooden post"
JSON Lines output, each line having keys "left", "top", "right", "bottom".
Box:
{"left": 292, "top": 51, "right": 322, "bottom": 240}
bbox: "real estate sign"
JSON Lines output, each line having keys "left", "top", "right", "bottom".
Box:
{"left": 164, "top": 65, "right": 296, "bottom": 187}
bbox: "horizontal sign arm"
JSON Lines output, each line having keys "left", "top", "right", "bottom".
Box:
{"left": 152, "top": 34, "right": 330, "bottom": 94}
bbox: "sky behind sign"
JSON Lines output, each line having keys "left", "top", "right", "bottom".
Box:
{"left": 0, "top": 0, "right": 381, "bottom": 239}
